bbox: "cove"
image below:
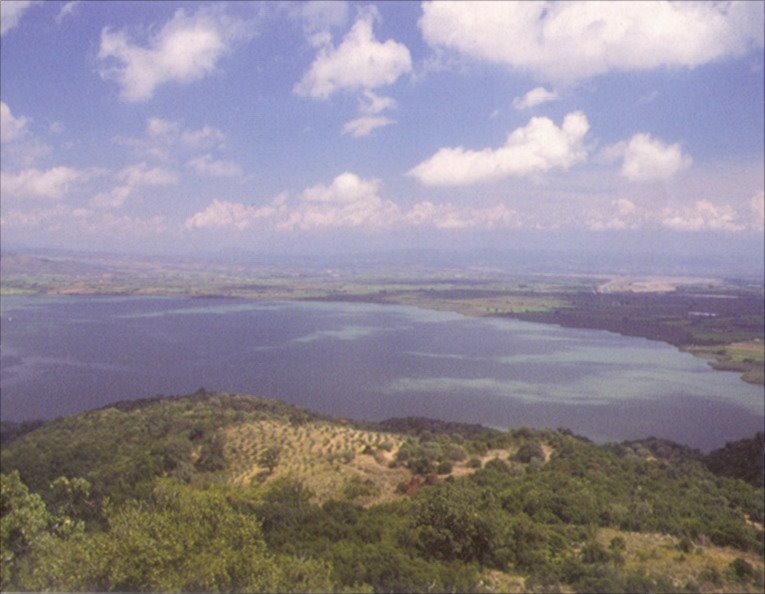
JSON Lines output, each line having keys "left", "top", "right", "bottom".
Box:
{"left": 1, "top": 295, "right": 762, "bottom": 450}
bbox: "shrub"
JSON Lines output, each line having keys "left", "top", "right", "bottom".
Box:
{"left": 699, "top": 565, "right": 722, "bottom": 586}
{"left": 436, "top": 461, "right": 453, "bottom": 475}
{"left": 729, "top": 557, "right": 754, "bottom": 582}
{"left": 581, "top": 541, "right": 609, "bottom": 564}
{"left": 484, "top": 459, "right": 510, "bottom": 473}
{"left": 514, "top": 443, "right": 545, "bottom": 464}
{"left": 408, "top": 457, "right": 434, "bottom": 476}
{"left": 677, "top": 536, "right": 694, "bottom": 553}
{"left": 444, "top": 443, "right": 467, "bottom": 462}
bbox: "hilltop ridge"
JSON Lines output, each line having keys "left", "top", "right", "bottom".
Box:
{"left": 2, "top": 391, "right": 763, "bottom": 592}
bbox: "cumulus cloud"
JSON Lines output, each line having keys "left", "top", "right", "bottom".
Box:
{"left": 98, "top": 7, "right": 249, "bottom": 101}
{"left": 117, "top": 117, "right": 226, "bottom": 161}
{"left": 278, "top": 174, "right": 518, "bottom": 231}
{"left": 513, "top": 87, "right": 558, "bottom": 110}
{"left": 186, "top": 154, "right": 242, "bottom": 177}
{"left": 586, "top": 198, "right": 644, "bottom": 231}
{"left": 403, "top": 201, "right": 517, "bottom": 229}
{"left": 184, "top": 171, "right": 520, "bottom": 232}
{"left": 341, "top": 116, "right": 394, "bottom": 138}
{"left": 620, "top": 133, "right": 692, "bottom": 182}
{"left": 662, "top": 199, "right": 744, "bottom": 232}
{"left": 295, "top": 0, "right": 349, "bottom": 42}
{"left": 1, "top": 0, "right": 39, "bottom": 36}
{"left": 294, "top": 7, "right": 412, "bottom": 98}
{"left": 419, "top": 1, "right": 764, "bottom": 83}
{"left": 184, "top": 199, "right": 275, "bottom": 230}
{"left": 0, "top": 102, "right": 29, "bottom": 142}
{"left": 90, "top": 162, "right": 178, "bottom": 208}
{"left": 408, "top": 111, "right": 589, "bottom": 186}
{"left": 586, "top": 194, "right": 764, "bottom": 233}
{"left": 1, "top": 205, "right": 69, "bottom": 228}
{"left": 1, "top": 166, "right": 99, "bottom": 199}
{"left": 278, "top": 171, "right": 397, "bottom": 230}
{"left": 117, "top": 162, "right": 178, "bottom": 187}
{"left": 300, "top": 171, "right": 380, "bottom": 204}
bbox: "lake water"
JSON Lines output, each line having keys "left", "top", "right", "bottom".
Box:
{"left": 1, "top": 296, "right": 762, "bottom": 450}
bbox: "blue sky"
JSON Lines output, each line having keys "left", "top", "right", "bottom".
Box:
{"left": 1, "top": 0, "right": 763, "bottom": 263}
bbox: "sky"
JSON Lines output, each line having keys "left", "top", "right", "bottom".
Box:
{"left": 1, "top": 0, "right": 764, "bottom": 267}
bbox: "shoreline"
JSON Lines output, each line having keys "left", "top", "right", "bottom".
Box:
{"left": 3, "top": 288, "right": 763, "bottom": 386}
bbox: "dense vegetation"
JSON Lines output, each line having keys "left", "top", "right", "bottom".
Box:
{"left": 2, "top": 392, "right": 763, "bottom": 592}
{"left": 704, "top": 433, "right": 765, "bottom": 487}
{"left": 505, "top": 290, "right": 764, "bottom": 348}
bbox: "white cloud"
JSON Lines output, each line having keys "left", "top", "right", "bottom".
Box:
{"left": 403, "top": 201, "right": 518, "bottom": 229}
{"left": 419, "top": 1, "right": 765, "bottom": 83}
{"left": 513, "top": 87, "right": 558, "bottom": 110}
{"left": 1, "top": 166, "right": 98, "bottom": 199}
{"left": 1, "top": 205, "right": 68, "bottom": 228}
{"left": 117, "top": 162, "right": 178, "bottom": 187}
{"left": 342, "top": 89, "right": 397, "bottom": 138}
{"left": 180, "top": 125, "right": 226, "bottom": 149}
{"left": 620, "top": 133, "right": 692, "bottom": 182}
{"left": 98, "top": 7, "right": 249, "bottom": 102}
{"left": 0, "top": 139, "right": 53, "bottom": 168}
{"left": 749, "top": 190, "right": 764, "bottom": 230}
{"left": 185, "top": 172, "right": 520, "bottom": 232}
{"left": 55, "top": 1, "right": 81, "bottom": 24}
{"left": 285, "top": 173, "right": 399, "bottom": 230}
{"left": 301, "top": 171, "right": 381, "bottom": 203}
{"left": 184, "top": 199, "right": 275, "bottom": 230}
{"left": 186, "top": 154, "right": 242, "bottom": 177}
{"left": 636, "top": 90, "right": 660, "bottom": 106}
{"left": 586, "top": 192, "right": 765, "bottom": 233}
{"left": 359, "top": 90, "right": 397, "bottom": 115}
{"left": 88, "top": 213, "right": 168, "bottom": 236}
{"left": 90, "top": 163, "right": 178, "bottom": 209}
{"left": 341, "top": 115, "right": 395, "bottom": 138}
{"left": 1, "top": 204, "right": 167, "bottom": 237}
{"left": 661, "top": 199, "right": 744, "bottom": 232}
{"left": 586, "top": 198, "right": 643, "bottom": 231}
{"left": 615, "top": 198, "right": 637, "bottom": 216}
{"left": 296, "top": 1, "right": 349, "bottom": 40}
{"left": 117, "top": 117, "right": 226, "bottom": 161}
{"left": 0, "top": 102, "right": 29, "bottom": 142}
{"left": 408, "top": 111, "right": 590, "bottom": 186}
{"left": 89, "top": 185, "right": 134, "bottom": 209}
{"left": 1, "top": 0, "right": 39, "bottom": 36}
{"left": 146, "top": 116, "right": 180, "bottom": 139}
{"left": 294, "top": 7, "right": 412, "bottom": 98}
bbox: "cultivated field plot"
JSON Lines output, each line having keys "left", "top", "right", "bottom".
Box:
{"left": 224, "top": 419, "right": 409, "bottom": 505}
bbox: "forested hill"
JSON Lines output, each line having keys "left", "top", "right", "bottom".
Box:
{"left": 1, "top": 392, "right": 763, "bottom": 593}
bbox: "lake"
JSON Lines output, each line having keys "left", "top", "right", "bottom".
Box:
{"left": 1, "top": 296, "right": 762, "bottom": 450}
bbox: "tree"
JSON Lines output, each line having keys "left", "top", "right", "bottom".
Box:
{"left": 0, "top": 471, "right": 52, "bottom": 589}
{"left": 28, "top": 480, "right": 286, "bottom": 592}
{"left": 259, "top": 447, "right": 281, "bottom": 474}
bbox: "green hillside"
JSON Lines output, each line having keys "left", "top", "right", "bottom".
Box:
{"left": 2, "top": 392, "right": 763, "bottom": 593}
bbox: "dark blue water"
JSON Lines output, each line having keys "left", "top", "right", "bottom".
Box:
{"left": 1, "top": 296, "right": 762, "bottom": 450}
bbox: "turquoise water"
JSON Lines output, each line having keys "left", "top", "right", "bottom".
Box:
{"left": 1, "top": 296, "right": 762, "bottom": 449}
